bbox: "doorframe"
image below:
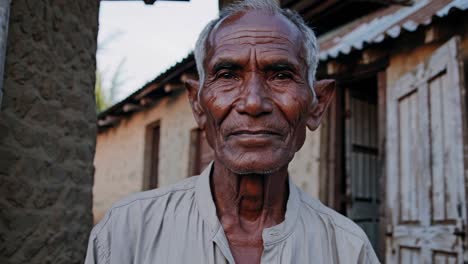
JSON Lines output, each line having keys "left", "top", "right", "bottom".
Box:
{"left": 318, "top": 58, "right": 389, "bottom": 260}
{"left": 376, "top": 70, "right": 387, "bottom": 261}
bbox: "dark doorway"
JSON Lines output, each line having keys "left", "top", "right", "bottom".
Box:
{"left": 343, "top": 76, "right": 380, "bottom": 249}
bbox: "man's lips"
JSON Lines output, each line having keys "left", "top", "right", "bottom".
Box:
{"left": 227, "top": 129, "right": 284, "bottom": 139}
{"left": 231, "top": 129, "right": 280, "bottom": 135}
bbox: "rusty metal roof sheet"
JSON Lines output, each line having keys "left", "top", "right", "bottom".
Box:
{"left": 318, "top": 0, "right": 468, "bottom": 61}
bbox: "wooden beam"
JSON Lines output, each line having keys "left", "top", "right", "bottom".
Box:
{"left": 97, "top": 115, "right": 121, "bottom": 127}
{"left": 326, "top": 57, "right": 389, "bottom": 83}
{"left": 139, "top": 97, "right": 155, "bottom": 107}
{"left": 123, "top": 103, "right": 142, "bottom": 113}
{"left": 424, "top": 24, "right": 447, "bottom": 44}
{"left": 377, "top": 70, "right": 387, "bottom": 261}
{"left": 180, "top": 73, "right": 197, "bottom": 83}
{"left": 163, "top": 82, "right": 183, "bottom": 93}
{"left": 360, "top": 49, "right": 387, "bottom": 65}
{"left": 327, "top": 60, "right": 348, "bottom": 75}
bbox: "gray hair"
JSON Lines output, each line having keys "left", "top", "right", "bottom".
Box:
{"left": 194, "top": 0, "right": 319, "bottom": 98}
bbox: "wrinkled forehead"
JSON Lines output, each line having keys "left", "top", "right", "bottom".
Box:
{"left": 208, "top": 10, "right": 303, "bottom": 54}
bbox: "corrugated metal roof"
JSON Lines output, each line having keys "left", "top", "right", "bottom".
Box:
{"left": 97, "top": 53, "right": 195, "bottom": 123}
{"left": 318, "top": 0, "right": 468, "bottom": 61}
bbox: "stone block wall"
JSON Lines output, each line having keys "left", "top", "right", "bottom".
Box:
{"left": 0, "top": 1, "right": 99, "bottom": 263}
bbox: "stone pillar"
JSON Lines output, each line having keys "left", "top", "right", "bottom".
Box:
{"left": 0, "top": 1, "right": 99, "bottom": 263}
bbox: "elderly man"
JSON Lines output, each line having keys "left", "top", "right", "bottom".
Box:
{"left": 85, "top": 0, "right": 379, "bottom": 263}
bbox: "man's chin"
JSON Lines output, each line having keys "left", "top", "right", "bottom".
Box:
{"left": 227, "top": 165, "right": 282, "bottom": 175}
{"left": 217, "top": 155, "right": 291, "bottom": 175}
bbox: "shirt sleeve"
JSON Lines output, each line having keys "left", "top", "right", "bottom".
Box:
{"left": 84, "top": 214, "right": 112, "bottom": 264}
{"left": 84, "top": 232, "right": 110, "bottom": 264}
{"left": 358, "top": 240, "right": 381, "bottom": 264}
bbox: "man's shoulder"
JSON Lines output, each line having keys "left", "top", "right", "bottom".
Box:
{"left": 111, "top": 176, "right": 198, "bottom": 209}
{"left": 86, "top": 177, "right": 201, "bottom": 263}
{"left": 93, "top": 176, "right": 199, "bottom": 235}
{"left": 296, "top": 188, "right": 370, "bottom": 244}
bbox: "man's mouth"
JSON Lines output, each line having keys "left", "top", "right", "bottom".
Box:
{"left": 226, "top": 129, "right": 285, "bottom": 144}
{"left": 229, "top": 129, "right": 282, "bottom": 136}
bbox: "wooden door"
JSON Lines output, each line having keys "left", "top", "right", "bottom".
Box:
{"left": 345, "top": 82, "right": 380, "bottom": 249}
{"left": 386, "top": 37, "right": 467, "bottom": 263}
{"left": 149, "top": 124, "right": 160, "bottom": 189}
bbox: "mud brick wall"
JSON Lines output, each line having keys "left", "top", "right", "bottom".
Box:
{"left": 0, "top": 1, "right": 99, "bottom": 263}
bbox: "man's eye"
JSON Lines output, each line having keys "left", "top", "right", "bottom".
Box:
{"left": 274, "top": 72, "right": 293, "bottom": 80}
{"left": 218, "top": 72, "right": 237, "bottom": 80}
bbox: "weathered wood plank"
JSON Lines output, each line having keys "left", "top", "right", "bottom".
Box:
{"left": 441, "top": 60, "right": 465, "bottom": 223}
{"left": 399, "top": 94, "right": 416, "bottom": 222}
{"left": 416, "top": 75, "right": 432, "bottom": 229}
{"left": 429, "top": 75, "right": 446, "bottom": 222}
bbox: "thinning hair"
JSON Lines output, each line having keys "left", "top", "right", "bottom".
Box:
{"left": 194, "top": 0, "right": 319, "bottom": 98}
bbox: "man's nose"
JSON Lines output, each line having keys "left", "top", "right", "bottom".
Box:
{"left": 235, "top": 75, "right": 273, "bottom": 116}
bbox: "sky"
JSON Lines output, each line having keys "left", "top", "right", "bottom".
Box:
{"left": 97, "top": 0, "right": 219, "bottom": 102}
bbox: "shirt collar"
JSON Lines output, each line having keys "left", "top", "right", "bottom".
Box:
{"left": 195, "top": 162, "right": 220, "bottom": 233}
{"left": 195, "top": 161, "right": 301, "bottom": 244}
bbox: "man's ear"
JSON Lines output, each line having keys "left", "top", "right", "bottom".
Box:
{"left": 185, "top": 78, "right": 207, "bottom": 129}
{"left": 306, "top": 79, "right": 336, "bottom": 131}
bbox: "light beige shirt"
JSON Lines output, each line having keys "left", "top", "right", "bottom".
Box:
{"left": 85, "top": 163, "right": 380, "bottom": 264}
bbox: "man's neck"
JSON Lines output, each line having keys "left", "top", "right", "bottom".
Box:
{"left": 209, "top": 160, "right": 289, "bottom": 263}
{"left": 210, "top": 160, "right": 289, "bottom": 232}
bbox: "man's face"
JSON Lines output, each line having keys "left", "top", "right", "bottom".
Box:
{"left": 188, "top": 11, "right": 331, "bottom": 174}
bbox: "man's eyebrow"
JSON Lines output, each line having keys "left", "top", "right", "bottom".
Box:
{"left": 263, "top": 61, "right": 297, "bottom": 72}
{"left": 212, "top": 61, "right": 243, "bottom": 72}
